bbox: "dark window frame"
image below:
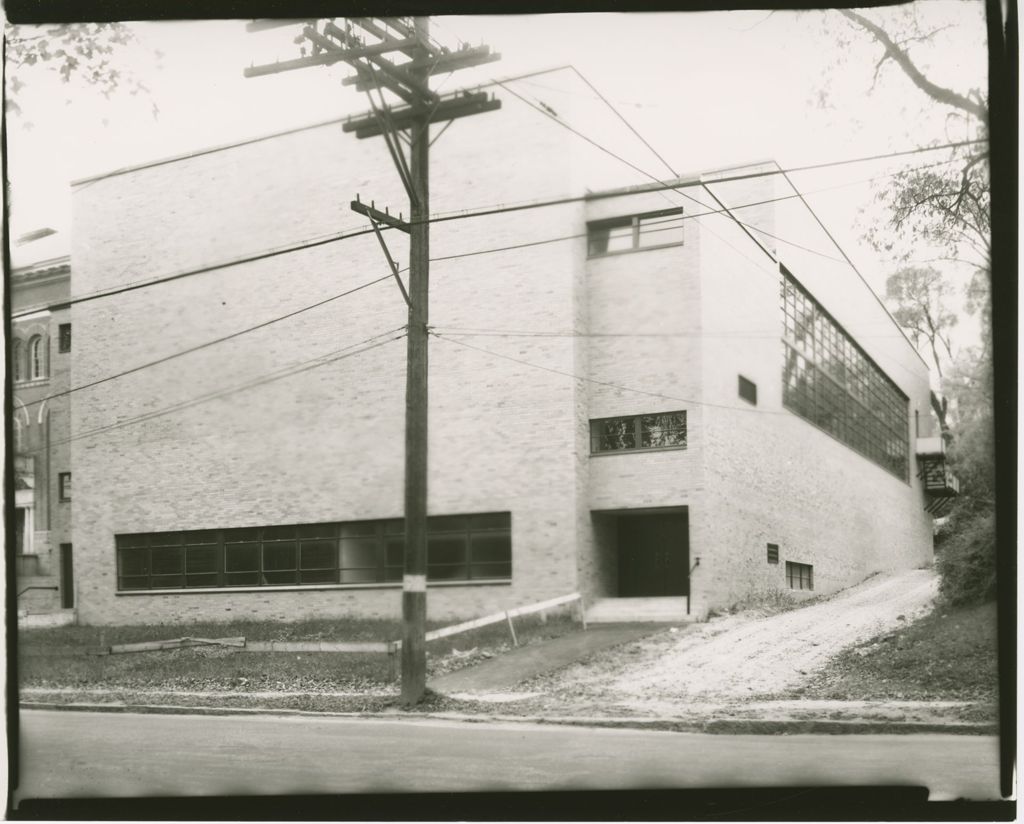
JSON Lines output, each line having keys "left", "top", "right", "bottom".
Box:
{"left": 28, "top": 334, "right": 47, "bottom": 380}
{"left": 116, "top": 513, "right": 512, "bottom": 592}
{"left": 766, "top": 543, "right": 779, "bottom": 564}
{"left": 58, "top": 472, "right": 71, "bottom": 502}
{"left": 12, "top": 339, "right": 23, "bottom": 382}
{"left": 587, "top": 207, "right": 685, "bottom": 257}
{"left": 785, "top": 561, "right": 813, "bottom": 591}
{"left": 590, "top": 411, "right": 688, "bottom": 454}
{"left": 780, "top": 267, "right": 909, "bottom": 481}
{"left": 59, "top": 323, "right": 72, "bottom": 353}
{"left": 738, "top": 375, "right": 758, "bottom": 406}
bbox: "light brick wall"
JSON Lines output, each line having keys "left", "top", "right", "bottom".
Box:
{"left": 70, "top": 113, "right": 936, "bottom": 627}
{"left": 71, "top": 107, "right": 588, "bottom": 626}
{"left": 585, "top": 188, "right": 705, "bottom": 517}
{"left": 694, "top": 171, "right": 934, "bottom": 615}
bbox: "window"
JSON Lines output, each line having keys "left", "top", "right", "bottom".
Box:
{"left": 28, "top": 335, "right": 46, "bottom": 380}
{"left": 59, "top": 323, "right": 72, "bottom": 353}
{"left": 738, "top": 375, "right": 757, "bottom": 405}
{"left": 587, "top": 208, "right": 684, "bottom": 256}
{"left": 116, "top": 513, "right": 512, "bottom": 592}
{"left": 786, "top": 561, "right": 813, "bottom": 591}
{"left": 59, "top": 472, "right": 71, "bottom": 501}
{"left": 766, "top": 543, "right": 779, "bottom": 564}
{"left": 780, "top": 267, "right": 909, "bottom": 480}
{"left": 590, "top": 411, "right": 687, "bottom": 454}
{"left": 12, "top": 340, "right": 23, "bottom": 382}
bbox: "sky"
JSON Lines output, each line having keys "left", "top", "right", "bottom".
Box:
{"left": 5, "top": 5, "right": 988, "bottom": 309}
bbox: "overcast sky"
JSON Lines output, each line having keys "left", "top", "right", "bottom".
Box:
{"left": 6, "top": 5, "right": 988, "bottom": 297}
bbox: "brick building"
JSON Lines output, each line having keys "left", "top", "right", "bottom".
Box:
{"left": 68, "top": 103, "right": 954, "bottom": 626}
{"left": 11, "top": 230, "right": 75, "bottom": 618}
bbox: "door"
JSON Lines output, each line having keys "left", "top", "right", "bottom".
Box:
{"left": 617, "top": 513, "right": 688, "bottom": 596}
{"left": 59, "top": 544, "right": 74, "bottom": 609}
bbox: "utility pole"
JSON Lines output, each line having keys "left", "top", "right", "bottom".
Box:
{"left": 245, "top": 17, "right": 500, "bottom": 705}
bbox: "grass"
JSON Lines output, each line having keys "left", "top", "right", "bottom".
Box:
{"left": 17, "top": 613, "right": 580, "bottom": 693}
{"left": 706, "top": 586, "right": 804, "bottom": 619}
{"left": 796, "top": 601, "right": 999, "bottom": 703}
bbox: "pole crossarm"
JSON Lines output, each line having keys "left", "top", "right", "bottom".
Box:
{"left": 323, "top": 21, "right": 439, "bottom": 105}
{"left": 343, "top": 91, "right": 502, "bottom": 139}
{"left": 244, "top": 34, "right": 417, "bottom": 78}
{"left": 342, "top": 45, "right": 501, "bottom": 93}
{"left": 365, "top": 214, "right": 412, "bottom": 307}
{"left": 351, "top": 199, "right": 411, "bottom": 233}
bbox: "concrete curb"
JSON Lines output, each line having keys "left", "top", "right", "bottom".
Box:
{"left": 19, "top": 701, "right": 998, "bottom": 735}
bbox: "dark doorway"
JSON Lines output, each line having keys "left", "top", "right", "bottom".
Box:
{"left": 617, "top": 512, "right": 688, "bottom": 596}
{"left": 60, "top": 543, "right": 74, "bottom": 609}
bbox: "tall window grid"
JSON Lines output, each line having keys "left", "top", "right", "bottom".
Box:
{"left": 116, "top": 513, "right": 512, "bottom": 592}
{"left": 780, "top": 268, "right": 909, "bottom": 480}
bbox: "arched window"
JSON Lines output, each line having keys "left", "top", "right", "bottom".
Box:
{"left": 29, "top": 335, "right": 46, "bottom": 380}
{"left": 12, "top": 339, "right": 23, "bottom": 382}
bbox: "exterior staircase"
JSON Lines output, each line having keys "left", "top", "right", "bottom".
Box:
{"left": 585, "top": 597, "right": 694, "bottom": 624}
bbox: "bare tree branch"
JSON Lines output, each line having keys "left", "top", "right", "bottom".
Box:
{"left": 838, "top": 9, "right": 988, "bottom": 121}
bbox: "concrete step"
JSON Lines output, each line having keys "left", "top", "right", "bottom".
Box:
{"left": 18, "top": 609, "right": 76, "bottom": 629}
{"left": 585, "top": 597, "right": 695, "bottom": 624}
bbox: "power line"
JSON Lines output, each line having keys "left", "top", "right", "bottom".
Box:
{"left": 18, "top": 273, "right": 397, "bottom": 410}
{"left": 491, "top": 74, "right": 935, "bottom": 385}
{"left": 14, "top": 151, "right": 959, "bottom": 410}
{"left": 34, "top": 328, "right": 407, "bottom": 452}
{"left": 11, "top": 223, "right": 387, "bottom": 320}
{"left": 430, "top": 155, "right": 960, "bottom": 267}
{"left": 555, "top": 66, "right": 932, "bottom": 371}
{"left": 430, "top": 331, "right": 789, "bottom": 416}
{"left": 12, "top": 138, "right": 981, "bottom": 320}
{"left": 430, "top": 327, "right": 917, "bottom": 341}
{"left": 12, "top": 155, "right": 959, "bottom": 410}
{"left": 494, "top": 74, "right": 798, "bottom": 270}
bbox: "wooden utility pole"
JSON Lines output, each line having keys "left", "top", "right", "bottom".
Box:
{"left": 246, "top": 17, "right": 500, "bottom": 705}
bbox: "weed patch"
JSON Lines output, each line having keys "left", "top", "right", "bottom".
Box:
{"left": 17, "top": 614, "right": 580, "bottom": 693}
{"left": 798, "top": 601, "right": 998, "bottom": 702}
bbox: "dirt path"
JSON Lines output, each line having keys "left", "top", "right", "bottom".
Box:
{"left": 611, "top": 568, "right": 938, "bottom": 699}
{"left": 528, "top": 569, "right": 938, "bottom": 705}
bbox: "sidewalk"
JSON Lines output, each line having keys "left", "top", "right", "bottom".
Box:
{"left": 429, "top": 623, "right": 671, "bottom": 693}
{"left": 19, "top": 691, "right": 997, "bottom": 735}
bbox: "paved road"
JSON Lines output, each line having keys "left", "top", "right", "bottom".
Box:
{"left": 15, "top": 709, "right": 1001, "bottom": 802}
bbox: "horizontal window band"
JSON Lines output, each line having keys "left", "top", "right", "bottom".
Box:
{"left": 115, "top": 578, "right": 513, "bottom": 596}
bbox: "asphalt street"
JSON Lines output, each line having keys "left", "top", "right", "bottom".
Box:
{"left": 14, "top": 709, "right": 1001, "bottom": 802}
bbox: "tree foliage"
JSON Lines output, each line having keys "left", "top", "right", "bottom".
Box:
{"left": 5, "top": 23, "right": 161, "bottom": 119}
{"left": 884, "top": 266, "right": 958, "bottom": 439}
{"left": 832, "top": 6, "right": 995, "bottom": 600}
{"left": 834, "top": 8, "right": 990, "bottom": 276}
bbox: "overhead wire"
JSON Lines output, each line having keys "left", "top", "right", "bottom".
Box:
{"left": 32, "top": 327, "right": 407, "bottom": 452}
{"left": 430, "top": 331, "right": 789, "bottom": 416}
{"left": 17, "top": 271, "right": 398, "bottom": 410}
{"left": 13, "top": 138, "right": 983, "bottom": 320}
{"left": 13, "top": 155, "right": 961, "bottom": 411}
{"left": 561, "top": 65, "right": 940, "bottom": 366}
{"left": 488, "top": 69, "right": 937, "bottom": 388}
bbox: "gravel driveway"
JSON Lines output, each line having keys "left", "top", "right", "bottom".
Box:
{"left": 533, "top": 568, "right": 939, "bottom": 705}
